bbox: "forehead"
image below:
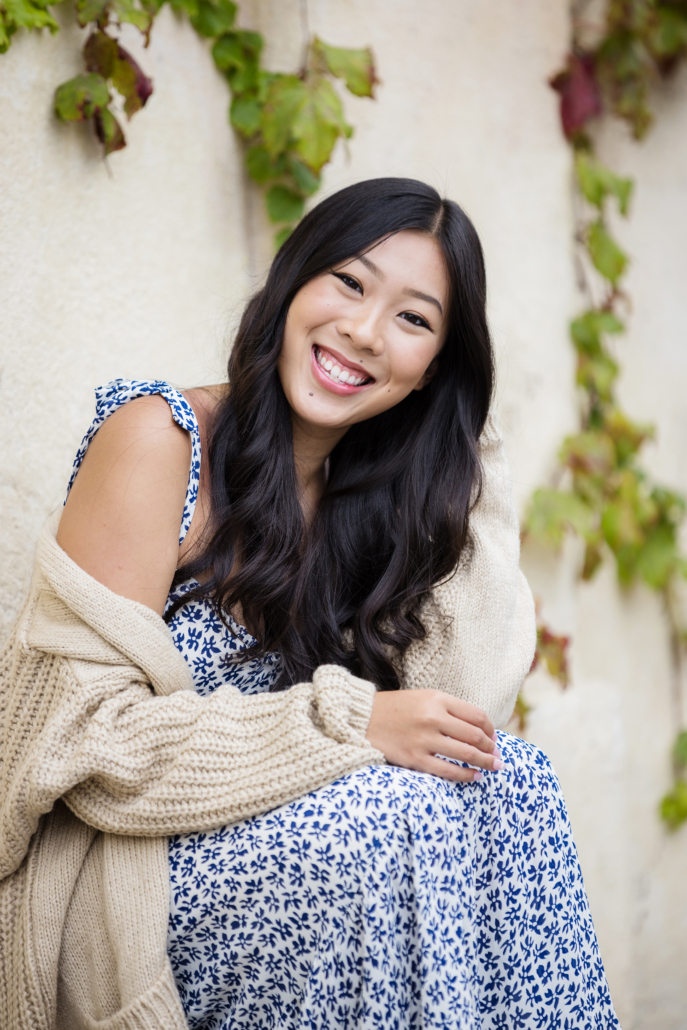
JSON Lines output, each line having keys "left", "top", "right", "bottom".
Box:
{"left": 349, "top": 231, "right": 449, "bottom": 300}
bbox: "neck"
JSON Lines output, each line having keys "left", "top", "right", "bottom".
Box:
{"left": 290, "top": 414, "right": 348, "bottom": 513}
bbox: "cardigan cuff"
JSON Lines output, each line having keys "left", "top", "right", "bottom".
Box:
{"left": 311, "top": 664, "right": 382, "bottom": 754}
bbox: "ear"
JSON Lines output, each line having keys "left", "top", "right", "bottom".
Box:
{"left": 413, "top": 356, "right": 440, "bottom": 391}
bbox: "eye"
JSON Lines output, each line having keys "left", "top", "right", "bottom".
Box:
{"left": 399, "top": 311, "right": 431, "bottom": 330}
{"left": 333, "top": 272, "right": 363, "bottom": 294}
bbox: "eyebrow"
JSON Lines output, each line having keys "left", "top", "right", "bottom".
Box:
{"left": 402, "top": 288, "right": 443, "bottom": 316}
{"left": 356, "top": 255, "right": 444, "bottom": 317}
{"left": 357, "top": 254, "right": 385, "bottom": 279}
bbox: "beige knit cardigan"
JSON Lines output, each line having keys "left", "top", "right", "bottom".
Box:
{"left": 0, "top": 416, "right": 535, "bottom": 1030}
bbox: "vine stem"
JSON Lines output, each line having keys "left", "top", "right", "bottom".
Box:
{"left": 299, "top": 0, "right": 310, "bottom": 71}
{"left": 665, "top": 588, "right": 686, "bottom": 746}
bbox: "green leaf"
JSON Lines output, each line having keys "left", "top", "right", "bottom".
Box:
{"left": 561, "top": 431, "right": 615, "bottom": 479}
{"left": 274, "top": 225, "right": 293, "bottom": 249}
{"left": 601, "top": 498, "right": 643, "bottom": 554}
{"left": 54, "top": 72, "right": 110, "bottom": 122}
{"left": 291, "top": 76, "right": 350, "bottom": 173}
{"left": 265, "top": 184, "right": 304, "bottom": 224}
{"left": 75, "top": 0, "right": 109, "bottom": 27}
{"left": 111, "top": 45, "right": 153, "bottom": 118}
{"left": 674, "top": 731, "right": 687, "bottom": 770}
{"left": 3, "top": 0, "right": 60, "bottom": 32}
{"left": 311, "top": 36, "right": 377, "bottom": 97}
{"left": 660, "top": 778, "right": 687, "bottom": 830}
{"left": 111, "top": 0, "right": 152, "bottom": 33}
{"left": 94, "top": 105, "right": 126, "bottom": 153}
{"left": 213, "top": 27, "right": 262, "bottom": 71}
{"left": 582, "top": 541, "right": 604, "bottom": 580}
{"left": 169, "top": 0, "right": 198, "bottom": 17}
{"left": 576, "top": 350, "right": 619, "bottom": 400}
{"left": 570, "top": 309, "right": 624, "bottom": 353}
{"left": 511, "top": 691, "right": 531, "bottom": 734}
{"left": 525, "top": 489, "right": 596, "bottom": 549}
{"left": 212, "top": 30, "right": 243, "bottom": 71}
{"left": 587, "top": 219, "right": 629, "bottom": 284}
{"left": 225, "top": 51, "right": 259, "bottom": 93}
{"left": 575, "top": 152, "right": 633, "bottom": 215}
{"left": 289, "top": 156, "right": 320, "bottom": 196}
{"left": 261, "top": 75, "right": 308, "bottom": 157}
{"left": 604, "top": 408, "right": 653, "bottom": 463}
{"left": 230, "top": 94, "right": 261, "bottom": 136}
{"left": 237, "top": 28, "right": 261, "bottom": 56}
{"left": 649, "top": 7, "right": 687, "bottom": 58}
{"left": 244, "top": 145, "right": 285, "bottom": 185}
{"left": 636, "top": 522, "right": 679, "bottom": 590}
{"left": 596, "top": 29, "right": 654, "bottom": 139}
{"left": 84, "top": 30, "right": 117, "bottom": 77}
{"left": 0, "top": 20, "right": 12, "bottom": 53}
{"left": 140, "top": 0, "right": 165, "bottom": 15}
{"left": 190, "top": 0, "right": 235, "bottom": 37}
{"left": 535, "top": 623, "right": 570, "bottom": 687}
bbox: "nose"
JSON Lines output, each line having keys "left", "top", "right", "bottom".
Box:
{"left": 336, "top": 307, "right": 385, "bottom": 355}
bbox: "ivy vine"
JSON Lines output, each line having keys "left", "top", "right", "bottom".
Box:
{"left": 525, "top": 0, "right": 687, "bottom": 829}
{"left": 0, "top": 0, "right": 377, "bottom": 243}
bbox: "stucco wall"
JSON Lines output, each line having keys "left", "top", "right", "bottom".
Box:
{"left": 2, "top": 2, "right": 686, "bottom": 1026}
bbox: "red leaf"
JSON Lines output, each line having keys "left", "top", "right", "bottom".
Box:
{"left": 550, "top": 53, "right": 602, "bottom": 139}
{"left": 117, "top": 44, "right": 153, "bottom": 109}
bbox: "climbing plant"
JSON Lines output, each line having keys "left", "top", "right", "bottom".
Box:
{"left": 524, "top": 0, "right": 687, "bottom": 828}
{"left": 0, "top": 0, "right": 377, "bottom": 243}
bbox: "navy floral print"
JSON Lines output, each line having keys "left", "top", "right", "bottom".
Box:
{"left": 70, "top": 381, "right": 620, "bottom": 1030}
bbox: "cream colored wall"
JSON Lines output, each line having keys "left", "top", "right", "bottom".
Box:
{"left": 0, "top": 4, "right": 251, "bottom": 626}
{"left": 2, "top": 1, "right": 686, "bottom": 1026}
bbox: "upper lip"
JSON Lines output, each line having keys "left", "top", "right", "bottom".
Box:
{"left": 313, "top": 344, "right": 375, "bottom": 380}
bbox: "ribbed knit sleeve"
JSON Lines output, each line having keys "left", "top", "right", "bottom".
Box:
{"left": 401, "top": 415, "right": 536, "bottom": 727}
{"left": 0, "top": 521, "right": 383, "bottom": 874}
{"left": 38, "top": 660, "right": 381, "bottom": 839}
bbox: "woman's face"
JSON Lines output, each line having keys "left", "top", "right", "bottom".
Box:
{"left": 278, "top": 230, "right": 450, "bottom": 434}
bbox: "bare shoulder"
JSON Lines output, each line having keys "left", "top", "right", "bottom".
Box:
{"left": 57, "top": 395, "right": 194, "bottom": 614}
{"left": 94, "top": 392, "right": 192, "bottom": 451}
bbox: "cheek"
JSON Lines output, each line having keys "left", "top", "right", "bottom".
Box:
{"left": 389, "top": 341, "right": 440, "bottom": 387}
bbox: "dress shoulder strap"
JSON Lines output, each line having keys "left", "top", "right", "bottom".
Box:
{"left": 65, "top": 379, "right": 201, "bottom": 547}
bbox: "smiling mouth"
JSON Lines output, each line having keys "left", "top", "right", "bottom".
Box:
{"left": 313, "top": 345, "right": 374, "bottom": 388}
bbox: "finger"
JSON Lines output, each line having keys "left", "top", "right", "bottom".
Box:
{"left": 423, "top": 755, "right": 482, "bottom": 783}
{"left": 434, "top": 736, "right": 503, "bottom": 772}
{"left": 444, "top": 697, "right": 495, "bottom": 740}
{"left": 437, "top": 715, "right": 496, "bottom": 755}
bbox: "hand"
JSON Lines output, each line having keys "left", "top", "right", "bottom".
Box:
{"left": 365, "top": 689, "right": 502, "bottom": 783}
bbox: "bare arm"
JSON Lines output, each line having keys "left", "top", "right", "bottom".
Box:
{"left": 57, "top": 395, "right": 190, "bottom": 614}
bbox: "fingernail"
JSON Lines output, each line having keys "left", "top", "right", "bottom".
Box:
{"left": 492, "top": 746, "right": 503, "bottom": 760}
{"left": 491, "top": 731, "right": 498, "bottom": 742}
{"left": 493, "top": 759, "right": 504, "bottom": 772}
{"left": 472, "top": 771, "right": 483, "bottom": 782}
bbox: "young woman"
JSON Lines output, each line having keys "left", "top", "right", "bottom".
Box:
{"left": 1, "top": 178, "right": 619, "bottom": 1029}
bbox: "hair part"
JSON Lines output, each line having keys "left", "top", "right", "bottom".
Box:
{"left": 165, "top": 178, "right": 494, "bottom": 691}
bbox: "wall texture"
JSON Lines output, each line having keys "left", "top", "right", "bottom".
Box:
{"left": 1, "top": 2, "right": 686, "bottom": 1026}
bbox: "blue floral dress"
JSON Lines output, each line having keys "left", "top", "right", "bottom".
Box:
{"left": 68, "top": 380, "right": 620, "bottom": 1030}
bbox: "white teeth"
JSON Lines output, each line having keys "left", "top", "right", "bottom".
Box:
{"left": 315, "top": 347, "right": 368, "bottom": 387}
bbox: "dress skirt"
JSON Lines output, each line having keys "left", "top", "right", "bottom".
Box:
{"left": 168, "top": 733, "right": 619, "bottom": 1030}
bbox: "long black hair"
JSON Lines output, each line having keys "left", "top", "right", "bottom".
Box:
{"left": 165, "top": 178, "right": 494, "bottom": 690}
